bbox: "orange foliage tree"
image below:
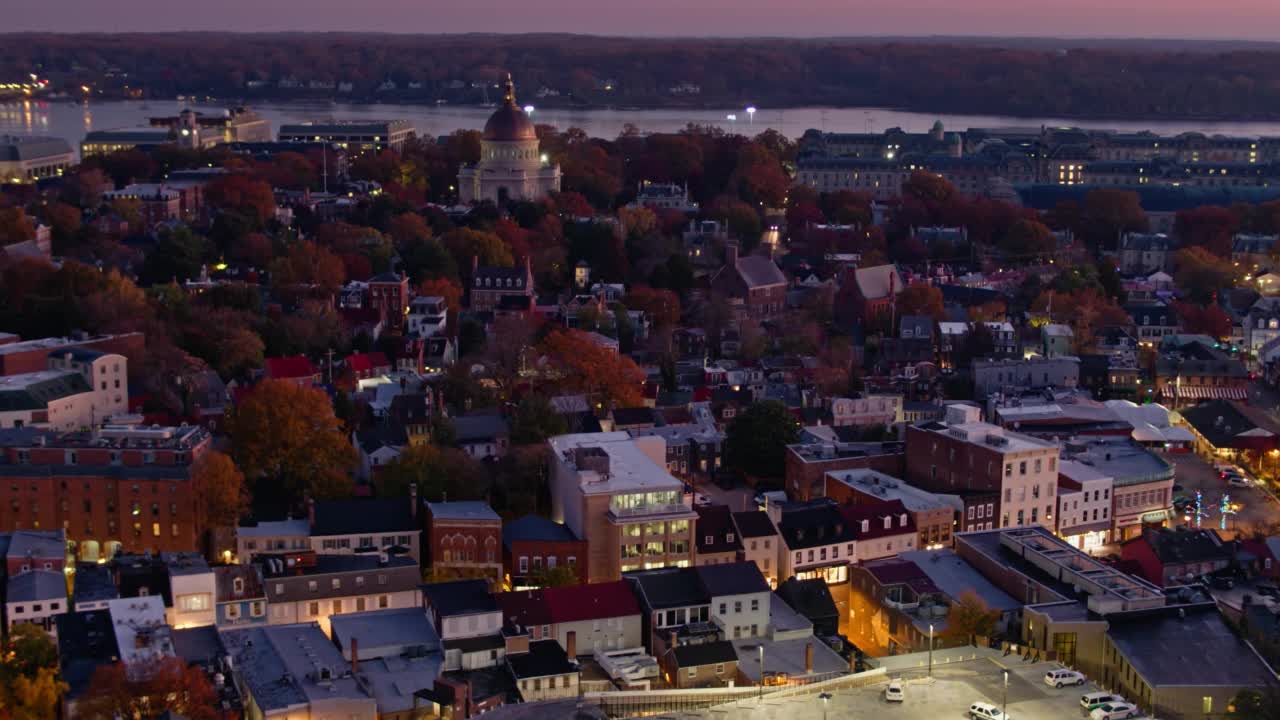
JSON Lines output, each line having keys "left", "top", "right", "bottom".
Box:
{"left": 624, "top": 286, "right": 681, "bottom": 328}
{"left": 79, "top": 658, "right": 217, "bottom": 720}
{"left": 895, "top": 282, "right": 946, "bottom": 321}
{"left": 205, "top": 173, "right": 277, "bottom": 226}
{"left": 538, "top": 329, "right": 645, "bottom": 410}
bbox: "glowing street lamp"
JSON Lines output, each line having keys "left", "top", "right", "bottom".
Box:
{"left": 746, "top": 106, "right": 757, "bottom": 125}
{"left": 523, "top": 104, "right": 535, "bottom": 117}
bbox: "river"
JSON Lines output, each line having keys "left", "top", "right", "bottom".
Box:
{"left": 8, "top": 98, "right": 1280, "bottom": 157}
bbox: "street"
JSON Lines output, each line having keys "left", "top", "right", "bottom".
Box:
{"left": 1165, "top": 451, "right": 1280, "bottom": 539}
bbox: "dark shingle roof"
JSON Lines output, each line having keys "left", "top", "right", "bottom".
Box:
{"left": 423, "top": 579, "right": 498, "bottom": 616}
{"left": 1138, "top": 527, "right": 1232, "bottom": 565}
{"left": 0, "top": 372, "right": 92, "bottom": 411}
{"left": 626, "top": 567, "right": 708, "bottom": 610}
{"left": 57, "top": 610, "right": 119, "bottom": 699}
{"left": 672, "top": 640, "right": 738, "bottom": 668}
{"left": 694, "top": 504, "right": 743, "bottom": 555}
{"left": 731, "top": 511, "right": 778, "bottom": 539}
{"left": 503, "top": 515, "right": 578, "bottom": 547}
{"left": 311, "top": 498, "right": 416, "bottom": 535}
{"left": 695, "top": 561, "right": 769, "bottom": 597}
{"left": 507, "top": 639, "right": 576, "bottom": 679}
{"left": 1106, "top": 603, "right": 1275, "bottom": 686}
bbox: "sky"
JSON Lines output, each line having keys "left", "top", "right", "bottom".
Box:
{"left": 8, "top": 0, "right": 1280, "bottom": 40}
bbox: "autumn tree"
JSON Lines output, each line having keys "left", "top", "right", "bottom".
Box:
{"left": 0, "top": 206, "right": 35, "bottom": 246}
{"left": 1173, "top": 301, "right": 1232, "bottom": 339}
{"left": 624, "top": 286, "right": 681, "bottom": 328}
{"left": 1175, "top": 205, "right": 1240, "bottom": 258}
{"left": 618, "top": 206, "right": 658, "bottom": 241}
{"left": 723, "top": 400, "right": 801, "bottom": 483}
{"left": 727, "top": 141, "right": 790, "bottom": 207}
{"left": 0, "top": 623, "right": 65, "bottom": 720}
{"left": 895, "top": 282, "right": 946, "bottom": 321}
{"left": 1001, "top": 218, "right": 1056, "bottom": 259}
{"left": 206, "top": 173, "right": 277, "bottom": 227}
{"left": 192, "top": 450, "right": 250, "bottom": 528}
{"left": 418, "top": 276, "right": 463, "bottom": 314}
{"left": 942, "top": 591, "right": 1000, "bottom": 646}
{"left": 1173, "top": 246, "right": 1237, "bottom": 304}
{"left": 229, "top": 379, "right": 356, "bottom": 505}
{"left": 376, "top": 443, "right": 486, "bottom": 502}
{"left": 1078, "top": 189, "right": 1148, "bottom": 251}
{"left": 538, "top": 329, "right": 646, "bottom": 411}
{"left": 388, "top": 211, "right": 434, "bottom": 247}
{"left": 79, "top": 658, "right": 217, "bottom": 720}
{"left": 1229, "top": 688, "right": 1280, "bottom": 720}
{"left": 270, "top": 240, "right": 346, "bottom": 292}
{"left": 530, "top": 564, "right": 580, "bottom": 588}
{"left": 442, "top": 227, "right": 514, "bottom": 270}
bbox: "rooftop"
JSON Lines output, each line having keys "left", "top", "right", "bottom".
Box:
{"left": 897, "top": 550, "right": 1020, "bottom": 612}
{"left": 72, "top": 563, "right": 119, "bottom": 606}
{"left": 550, "top": 432, "right": 686, "bottom": 496}
{"left": 731, "top": 510, "right": 778, "bottom": 539}
{"left": 311, "top": 498, "right": 417, "bottom": 536}
{"left": 1060, "top": 438, "right": 1173, "bottom": 487}
{"left": 237, "top": 518, "right": 310, "bottom": 538}
{"left": 7, "top": 569, "right": 67, "bottom": 603}
{"left": 695, "top": 561, "right": 770, "bottom": 597}
{"left": 503, "top": 515, "right": 578, "bottom": 547}
{"left": 0, "top": 370, "right": 92, "bottom": 411}
{"left": 508, "top": 639, "right": 577, "bottom": 679}
{"left": 329, "top": 608, "right": 441, "bottom": 659}
{"left": 451, "top": 413, "right": 510, "bottom": 443}
{"left": 426, "top": 501, "right": 501, "bottom": 523}
{"left": 786, "top": 440, "right": 904, "bottom": 464}
{"left": 221, "top": 622, "right": 372, "bottom": 712}
{"left": 422, "top": 579, "right": 498, "bottom": 617}
{"left": 671, "top": 640, "right": 737, "bottom": 668}
{"left": 0, "top": 134, "right": 73, "bottom": 161}
{"left": 0, "top": 423, "right": 209, "bottom": 452}
{"left": 1106, "top": 603, "right": 1276, "bottom": 687}
{"left": 825, "top": 469, "right": 964, "bottom": 513}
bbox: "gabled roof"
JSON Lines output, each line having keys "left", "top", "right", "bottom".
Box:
{"left": 311, "top": 498, "right": 416, "bottom": 536}
{"left": 735, "top": 256, "right": 787, "bottom": 289}
{"left": 423, "top": 579, "right": 497, "bottom": 617}
{"left": 346, "top": 352, "right": 390, "bottom": 373}
{"left": 543, "top": 580, "right": 641, "bottom": 624}
{"left": 451, "top": 413, "right": 510, "bottom": 443}
{"left": 671, "top": 640, "right": 737, "bottom": 668}
{"left": 853, "top": 264, "right": 903, "bottom": 301}
{"left": 508, "top": 639, "right": 576, "bottom": 679}
{"left": 1136, "top": 527, "right": 1231, "bottom": 565}
{"left": 6, "top": 569, "right": 67, "bottom": 603}
{"left": 694, "top": 504, "right": 743, "bottom": 555}
{"left": 840, "top": 499, "right": 917, "bottom": 540}
{"left": 497, "top": 589, "right": 553, "bottom": 627}
{"left": 627, "top": 567, "right": 707, "bottom": 610}
{"left": 775, "top": 577, "right": 839, "bottom": 621}
{"left": 731, "top": 511, "right": 778, "bottom": 539}
{"left": 264, "top": 355, "right": 317, "bottom": 380}
{"left": 503, "top": 515, "right": 578, "bottom": 546}
{"left": 777, "top": 499, "right": 855, "bottom": 550}
{"left": 695, "top": 561, "right": 769, "bottom": 597}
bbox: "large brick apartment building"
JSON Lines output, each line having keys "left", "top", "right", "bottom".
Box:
{"left": 0, "top": 333, "right": 145, "bottom": 376}
{"left": 0, "top": 424, "right": 212, "bottom": 562}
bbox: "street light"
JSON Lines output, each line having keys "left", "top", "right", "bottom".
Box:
{"left": 523, "top": 104, "right": 535, "bottom": 118}
{"left": 818, "top": 691, "right": 832, "bottom": 720}
{"left": 1002, "top": 669, "right": 1009, "bottom": 718}
{"left": 758, "top": 645, "right": 765, "bottom": 701}
{"left": 928, "top": 623, "right": 934, "bottom": 677}
{"left": 746, "top": 106, "right": 757, "bottom": 125}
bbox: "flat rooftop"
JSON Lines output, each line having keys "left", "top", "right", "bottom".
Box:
{"left": 898, "top": 549, "right": 1021, "bottom": 612}
{"left": 0, "top": 424, "right": 209, "bottom": 451}
{"left": 1107, "top": 603, "right": 1276, "bottom": 687}
{"left": 786, "top": 440, "right": 904, "bottom": 464}
{"left": 1061, "top": 438, "right": 1173, "bottom": 486}
{"left": 550, "top": 432, "right": 685, "bottom": 495}
{"left": 826, "top": 469, "right": 963, "bottom": 513}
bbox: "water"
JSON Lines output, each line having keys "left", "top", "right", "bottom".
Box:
{"left": 8, "top": 98, "right": 1280, "bottom": 157}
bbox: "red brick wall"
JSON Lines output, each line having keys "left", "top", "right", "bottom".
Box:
{"left": 1119, "top": 536, "right": 1165, "bottom": 587}
{"left": 904, "top": 426, "right": 1004, "bottom": 494}
{"left": 427, "top": 520, "right": 503, "bottom": 565}
{"left": 0, "top": 333, "right": 144, "bottom": 376}
{"left": 504, "top": 538, "right": 589, "bottom": 585}
{"left": 784, "top": 449, "right": 904, "bottom": 501}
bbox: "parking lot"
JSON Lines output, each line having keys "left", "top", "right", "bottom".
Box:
{"left": 686, "top": 655, "right": 1132, "bottom": 720}
{"left": 1167, "top": 452, "right": 1280, "bottom": 539}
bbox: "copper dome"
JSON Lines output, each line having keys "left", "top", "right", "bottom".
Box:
{"left": 483, "top": 75, "right": 537, "bottom": 142}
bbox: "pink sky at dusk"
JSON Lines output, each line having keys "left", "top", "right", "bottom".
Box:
{"left": 8, "top": 0, "right": 1280, "bottom": 39}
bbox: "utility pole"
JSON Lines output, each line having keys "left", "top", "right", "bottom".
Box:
{"left": 1003, "top": 669, "right": 1009, "bottom": 719}
{"left": 928, "top": 623, "right": 934, "bottom": 678}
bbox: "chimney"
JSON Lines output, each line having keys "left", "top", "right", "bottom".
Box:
{"left": 410, "top": 483, "right": 418, "bottom": 519}
{"left": 726, "top": 240, "right": 739, "bottom": 267}
{"left": 472, "top": 255, "right": 479, "bottom": 274}
{"left": 566, "top": 630, "right": 577, "bottom": 658}
{"left": 307, "top": 497, "right": 316, "bottom": 528}
{"left": 351, "top": 637, "right": 359, "bottom": 675}
{"left": 524, "top": 254, "right": 532, "bottom": 276}
{"left": 669, "top": 631, "right": 679, "bottom": 652}
{"left": 804, "top": 642, "right": 813, "bottom": 673}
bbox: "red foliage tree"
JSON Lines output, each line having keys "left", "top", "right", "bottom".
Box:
{"left": 1174, "top": 205, "right": 1240, "bottom": 258}
{"left": 539, "top": 329, "right": 646, "bottom": 410}
{"left": 1172, "top": 301, "right": 1232, "bottom": 339}
{"left": 80, "top": 658, "right": 218, "bottom": 720}
{"left": 206, "top": 173, "right": 276, "bottom": 226}
{"left": 624, "top": 286, "right": 681, "bottom": 328}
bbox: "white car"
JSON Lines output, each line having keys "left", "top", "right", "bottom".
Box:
{"left": 694, "top": 493, "right": 711, "bottom": 506}
{"left": 1090, "top": 702, "right": 1139, "bottom": 720}
{"left": 884, "top": 680, "right": 904, "bottom": 702}
{"left": 1044, "top": 669, "right": 1085, "bottom": 688}
{"left": 968, "top": 702, "right": 1008, "bottom": 720}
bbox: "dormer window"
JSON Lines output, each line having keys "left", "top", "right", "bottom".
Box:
{"left": 883, "top": 516, "right": 892, "bottom": 529}
{"left": 726, "top": 533, "right": 735, "bottom": 543}
{"left": 233, "top": 577, "right": 245, "bottom": 594}
{"left": 860, "top": 520, "right": 869, "bottom": 533}
{"left": 900, "top": 514, "right": 908, "bottom": 526}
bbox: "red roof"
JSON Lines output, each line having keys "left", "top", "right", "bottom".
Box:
{"left": 346, "top": 352, "right": 390, "bottom": 374}
{"left": 543, "top": 580, "right": 641, "bottom": 624}
{"left": 265, "top": 355, "right": 317, "bottom": 380}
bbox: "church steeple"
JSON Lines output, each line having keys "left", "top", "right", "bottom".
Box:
{"left": 503, "top": 73, "right": 516, "bottom": 106}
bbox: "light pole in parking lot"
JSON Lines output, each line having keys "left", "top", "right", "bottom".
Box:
{"left": 758, "top": 645, "right": 764, "bottom": 701}
{"left": 1002, "top": 669, "right": 1009, "bottom": 719}
{"left": 818, "top": 692, "right": 832, "bottom": 720}
{"left": 928, "top": 623, "right": 934, "bottom": 677}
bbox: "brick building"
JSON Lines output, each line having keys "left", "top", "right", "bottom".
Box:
{"left": 0, "top": 333, "right": 144, "bottom": 377}
{"left": 824, "top": 469, "right": 960, "bottom": 550}
{"left": 425, "top": 501, "right": 503, "bottom": 582}
{"left": 0, "top": 424, "right": 212, "bottom": 562}
{"left": 502, "top": 514, "right": 588, "bottom": 590}
{"left": 784, "top": 440, "right": 905, "bottom": 501}
{"left": 904, "top": 404, "right": 1060, "bottom": 530}
{"left": 469, "top": 257, "right": 535, "bottom": 312}
{"left": 708, "top": 242, "right": 787, "bottom": 318}
{"left": 366, "top": 272, "right": 410, "bottom": 333}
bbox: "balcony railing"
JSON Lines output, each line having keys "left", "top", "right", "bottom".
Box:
{"left": 609, "top": 503, "right": 691, "bottom": 519}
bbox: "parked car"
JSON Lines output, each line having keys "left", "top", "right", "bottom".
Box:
{"left": 885, "top": 680, "right": 905, "bottom": 702}
{"left": 1081, "top": 693, "right": 1125, "bottom": 710}
{"left": 1044, "top": 669, "right": 1085, "bottom": 688}
{"left": 1090, "top": 701, "right": 1139, "bottom": 720}
{"left": 694, "top": 493, "right": 711, "bottom": 506}
{"left": 968, "top": 702, "right": 1008, "bottom": 720}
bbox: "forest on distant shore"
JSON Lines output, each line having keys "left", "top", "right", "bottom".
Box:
{"left": 6, "top": 33, "right": 1280, "bottom": 120}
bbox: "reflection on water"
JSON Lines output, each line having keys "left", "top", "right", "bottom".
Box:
{"left": 6, "top": 98, "right": 1280, "bottom": 157}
